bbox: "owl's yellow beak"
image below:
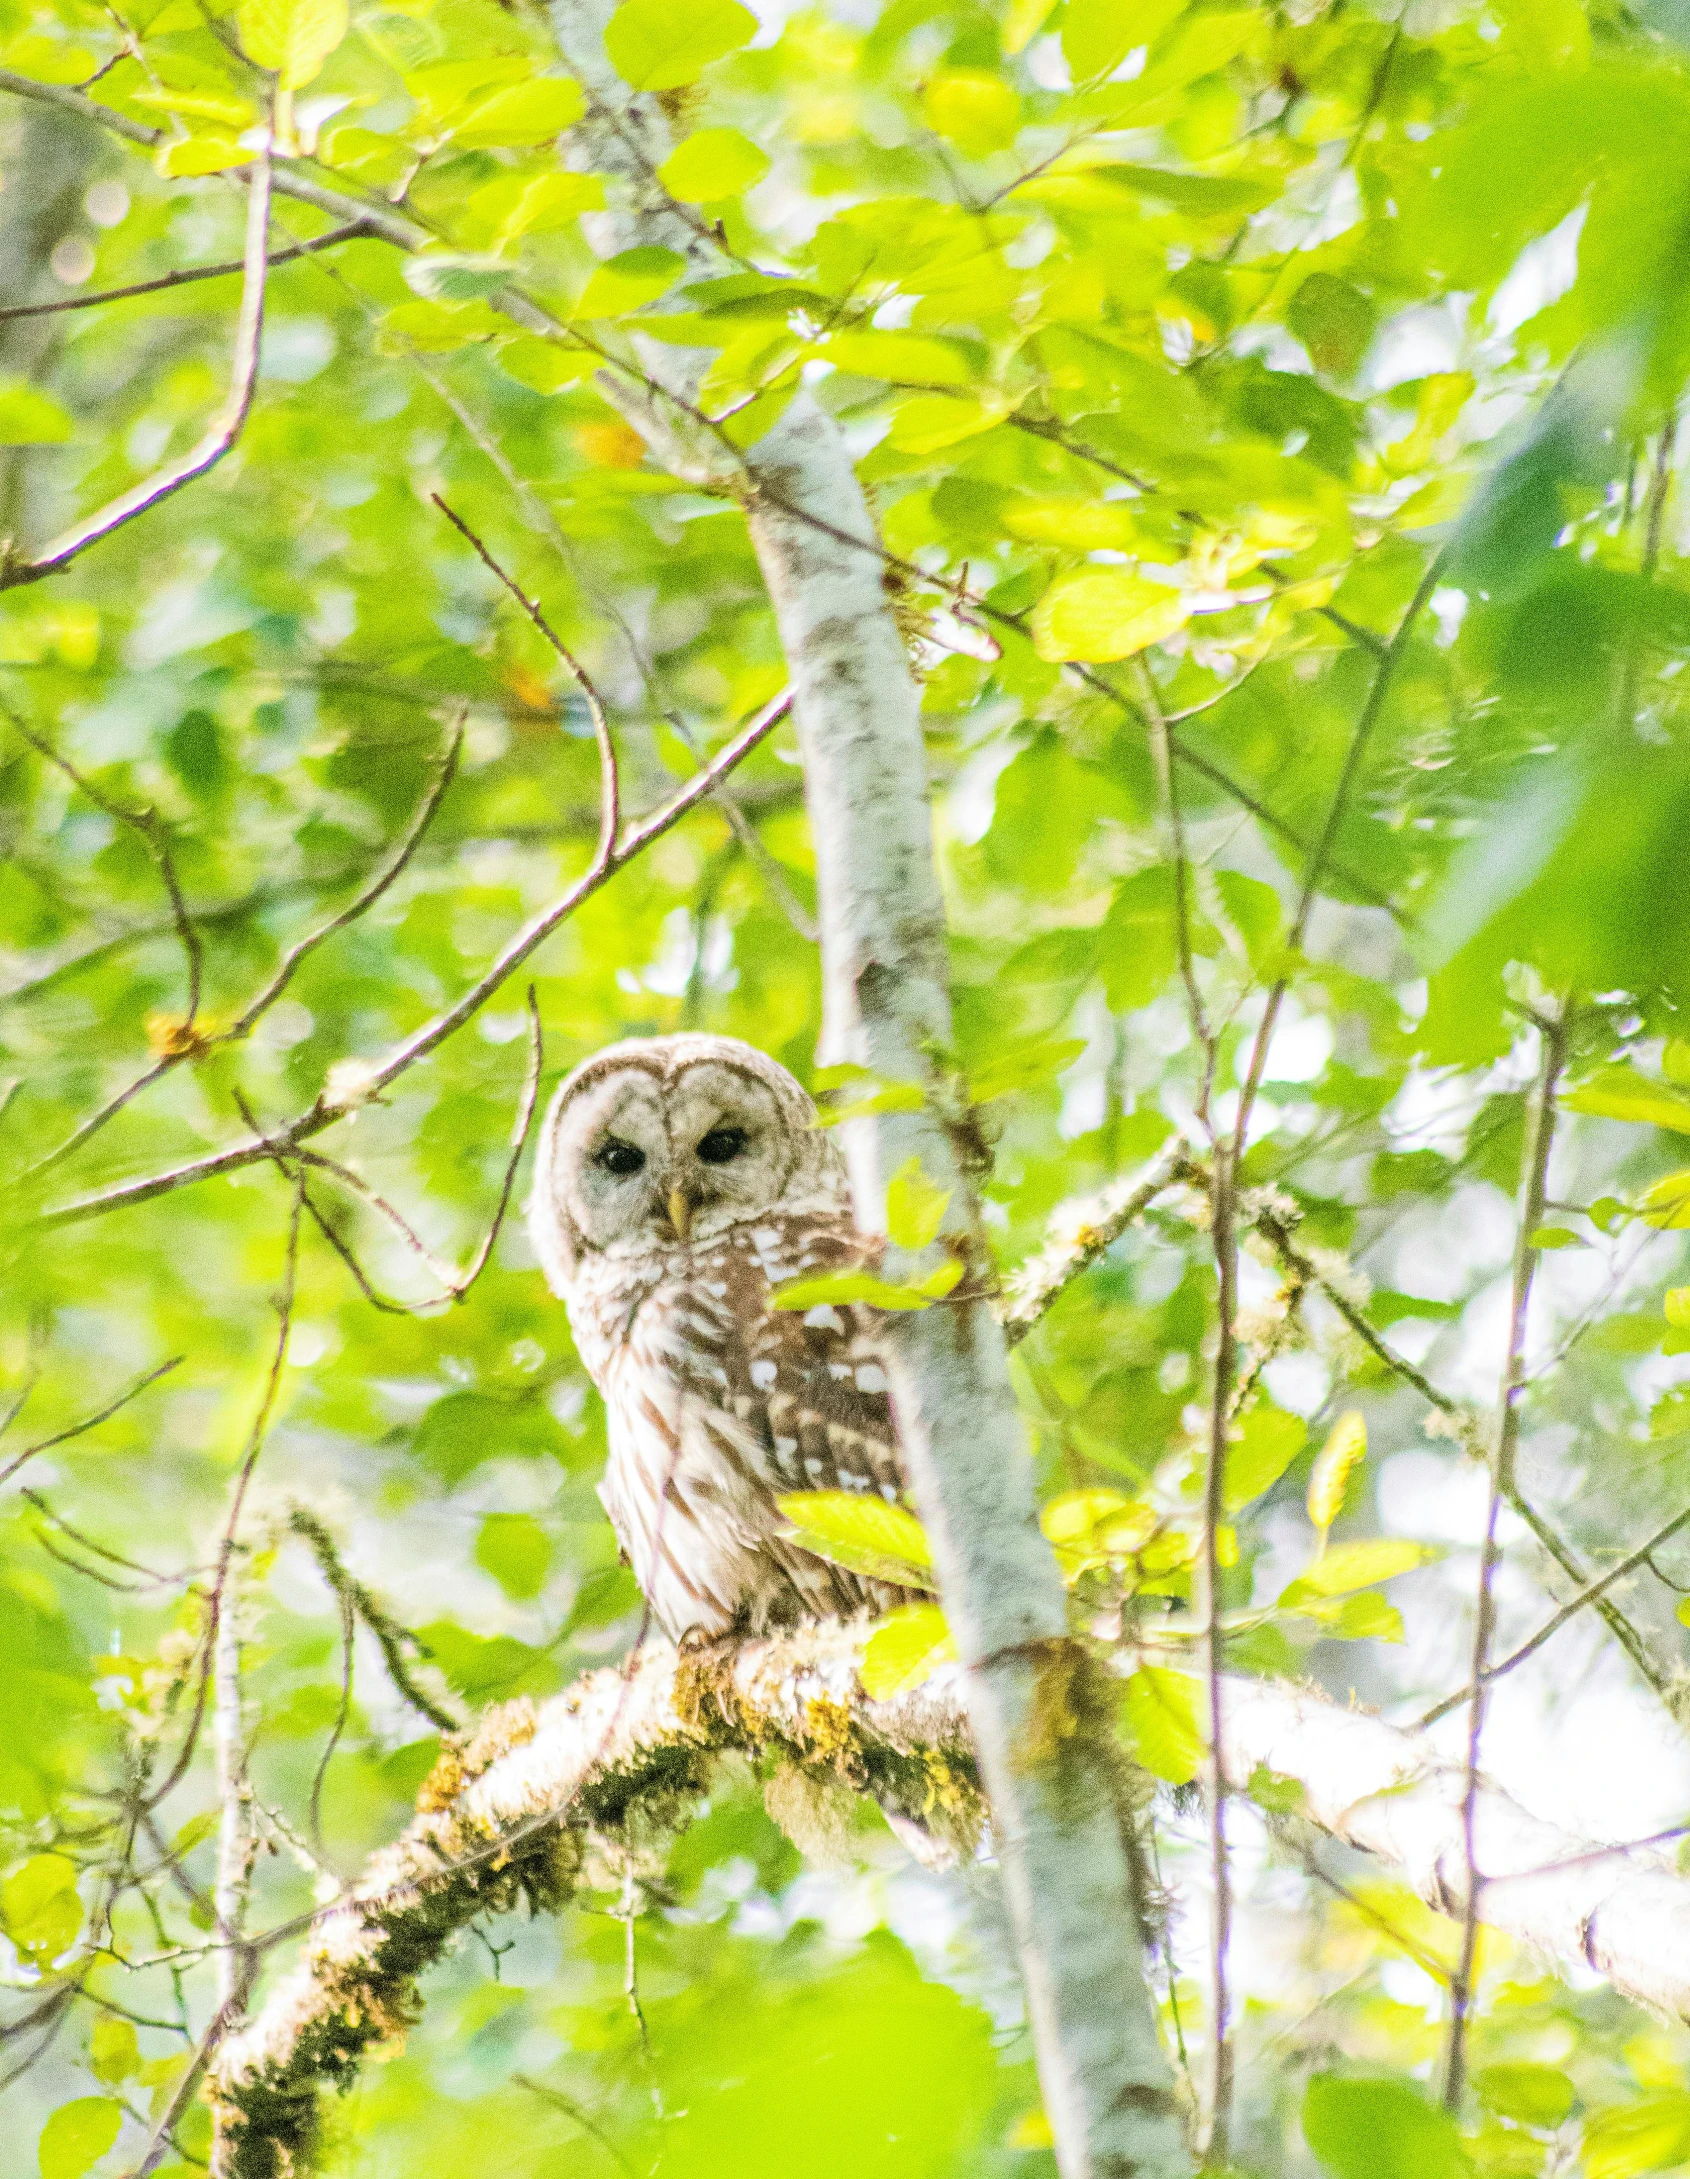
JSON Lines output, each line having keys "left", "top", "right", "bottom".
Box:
{"left": 666, "top": 1186, "right": 694, "bottom": 1242}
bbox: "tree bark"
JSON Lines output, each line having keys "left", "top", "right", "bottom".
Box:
{"left": 547, "top": 13, "right": 1186, "bottom": 2172}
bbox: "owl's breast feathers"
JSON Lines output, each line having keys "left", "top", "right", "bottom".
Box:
{"left": 566, "top": 1213, "right": 918, "bottom": 1640}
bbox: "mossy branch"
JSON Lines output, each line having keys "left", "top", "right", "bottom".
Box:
{"left": 208, "top": 1629, "right": 1690, "bottom": 2175}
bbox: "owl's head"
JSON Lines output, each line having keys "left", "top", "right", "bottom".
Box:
{"left": 528, "top": 1033, "right": 847, "bottom": 1286}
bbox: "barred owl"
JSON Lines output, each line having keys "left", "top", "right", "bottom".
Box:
{"left": 528, "top": 1033, "right": 918, "bottom": 1642}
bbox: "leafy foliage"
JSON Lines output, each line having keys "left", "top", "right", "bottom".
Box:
{"left": 6, "top": 0, "right": 1690, "bottom": 2169}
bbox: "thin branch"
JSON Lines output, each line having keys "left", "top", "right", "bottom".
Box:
{"left": 218, "top": 714, "right": 463, "bottom": 1043}
{"left": 1444, "top": 1008, "right": 1566, "bottom": 2112}
{"left": 998, "top": 1137, "right": 1190, "bottom": 1345}
{"left": 1230, "top": 546, "right": 1447, "bottom": 1160}
{"left": 0, "top": 218, "right": 373, "bottom": 323}
{"left": 431, "top": 497, "right": 620, "bottom": 865}
{"left": 1, "top": 138, "right": 273, "bottom": 590}
{"left": 0, "top": 1354, "right": 184, "bottom": 1489}
{"left": 39, "top": 689, "right": 792, "bottom": 1228}
{"left": 284, "top": 1503, "right": 460, "bottom": 1733}
{"left": 1419, "top": 1499, "right": 1690, "bottom": 1728}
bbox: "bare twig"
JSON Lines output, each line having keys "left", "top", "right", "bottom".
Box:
{"left": 1420, "top": 1500, "right": 1690, "bottom": 1728}
{"left": 0, "top": 219, "right": 374, "bottom": 323}
{"left": 1444, "top": 1008, "right": 1566, "bottom": 2111}
{"left": 1, "top": 137, "right": 274, "bottom": 590}
{"left": 40, "top": 690, "right": 792, "bottom": 1228}
{"left": 0, "top": 1354, "right": 184, "bottom": 1490}
{"left": 432, "top": 497, "right": 621, "bottom": 866}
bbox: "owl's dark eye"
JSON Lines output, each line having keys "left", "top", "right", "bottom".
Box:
{"left": 595, "top": 1138, "right": 646, "bottom": 1176}
{"left": 696, "top": 1125, "right": 748, "bottom": 1166}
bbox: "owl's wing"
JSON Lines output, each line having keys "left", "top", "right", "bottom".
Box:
{"left": 683, "top": 1218, "right": 906, "bottom": 1500}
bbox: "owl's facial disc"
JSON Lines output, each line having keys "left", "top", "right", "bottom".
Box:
{"left": 539, "top": 1054, "right": 823, "bottom": 1268}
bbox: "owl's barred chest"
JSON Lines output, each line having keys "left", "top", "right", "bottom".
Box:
{"left": 562, "top": 1214, "right": 907, "bottom": 1639}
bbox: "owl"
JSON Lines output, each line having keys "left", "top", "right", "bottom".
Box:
{"left": 528, "top": 1033, "right": 918, "bottom": 1642}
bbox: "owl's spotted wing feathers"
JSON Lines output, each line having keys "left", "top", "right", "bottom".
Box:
{"left": 585, "top": 1214, "right": 915, "bottom": 1638}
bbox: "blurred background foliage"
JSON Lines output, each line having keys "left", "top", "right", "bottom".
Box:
{"left": 8, "top": 0, "right": 1690, "bottom": 2170}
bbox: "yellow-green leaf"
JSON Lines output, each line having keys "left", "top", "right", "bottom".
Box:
{"left": 777, "top": 1490, "right": 936, "bottom": 1588}
{"left": 318, "top": 123, "right": 412, "bottom": 184}
{"left": 1307, "top": 1409, "right": 1366, "bottom": 1533}
{"left": 1638, "top": 1171, "right": 1690, "bottom": 1229}
{"left": 1561, "top": 1066, "right": 1690, "bottom": 1134}
{"left": 1001, "top": 0, "right": 1059, "bottom": 54}
{"left": 1666, "top": 1289, "right": 1690, "bottom": 1328}
{"left": 660, "top": 126, "right": 769, "bottom": 201}
{"left": 0, "top": 380, "right": 73, "bottom": 446}
{"left": 771, "top": 1260, "right": 961, "bottom": 1312}
{"left": 1528, "top": 1225, "right": 1583, "bottom": 1249}
{"left": 1001, "top": 494, "right": 1142, "bottom": 551}
{"left": 859, "top": 1603, "right": 956, "bottom": 1697}
{"left": 922, "top": 68, "right": 1021, "bottom": 156}
{"left": 575, "top": 246, "right": 687, "bottom": 319}
{"left": 1295, "top": 1590, "right": 1405, "bottom": 1642}
{"left": 155, "top": 131, "right": 249, "bottom": 176}
{"left": 1063, "top": 0, "right": 1187, "bottom": 81}
{"left": 1665, "top": 1040, "right": 1690, "bottom": 1088}
{"left": 1030, "top": 567, "right": 1190, "bottom": 663}
{"left": 3, "top": 1853, "right": 81, "bottom": 1960}
{"left": 237, "top": 0, "right": 346, "bottom": 89}
{"left": 605, "top": 0, "right": 755, "bottom": 90}
{"left": 1123, "top": 1667, "right": 1205, "bottom": 1785}
{"left": 817, "top": 330, "right": 973, "bottom": 386}
{"left": 1583, "top": 2092, "right": 1690, "bottom": 2179}
{"left": 37, "top": 2098, "right": 122, "bottom": 2179}
{"left": 1281, "top": 1537, "right": 1435, "bottom": 1605}
{"left": 497, "top": 337, "right": 600, "bottom": 395}
{"left": 1225, "top": 1404, "right": 1306, "bottom": 1514}
{"left": 885, "top": 1157, "right": 951, "bottom": 1251}
{"left": 452, "top": 77, "right": 585, "bottom": 148}
{"left": 886, "top": 393, "right": 1008, "bottom": 453}
{"left": 88, "top": 2015, "right": 139, "bottom": 2085}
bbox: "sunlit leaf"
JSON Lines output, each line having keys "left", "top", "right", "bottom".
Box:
{"left": 884, "top": 1157, "right": 951, "bottom": 1251}
{"left": 1029, "top": 568, "right": 1191, "bottom": 663}
{"left": 36, "top": 2099, "right": 123, "bottom": 2179}
{"left": 1307, "top": 1410, "right": 1366, "bottom": 1535}
{"left": 777, "top": 1490, "right": 936, "bottom": 1588}
{"left": 1122, "top": 1667, "right": 1205, "bottom": 1785}
{"left": 604, "top": 0, "right": 755, "bottom": 90}
{"left": 237, "top": 0, "right": 346, "bottom": 89}
{"left": 1561, "top": 1067, "right": 1690, "bottom": 1133}
{"left": 0, "top": 380, "right": 72, "bottom": 445}
{"left": 1281, "top": 1539, "right": 1436, "bottom": 1605}
{"left": 452, "top": 77, "right": 585, "bottom": 148}
{"left": 859, "top": 1603, "right": 955, "bottom": 1696}
{"left": 1304, "top": 2074, "right": 1470, "bottom": 2179}
{"left": 1225, "top": 1404, "right": 1306, "bottom": 1514}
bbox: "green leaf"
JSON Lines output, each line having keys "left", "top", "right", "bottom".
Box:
{"left": 1030, "top": 568, "right": 1190, "bottom": 663}
{"left": 154, "top": 131, "right": 249, "bottom": 176}
{"left": 1122, "top": 1667, "right": 1205, "bottom": 1785}
{"left": 859, "top": 1603, "right": 956, "bottom": 1697}
{"left": 776, "top": 1490, "right": 937, "bottom": 1588}
{"left": 1062, "top": 0, "right": 1186, "bottom": 82}
{"left": 3, "top": 1853, "right": 81, "bottom": 1961}
{"left": 1528, "top": 1225, "right": 1583, "bottom": 1249}
{"left": 1295, "top": 1591, "right": 1405, "bottom": 1642}
{"left": 921, "top": 68, "right": 1020, "bottom": 155}
{"left": 1280, "top": 1539, "right": 1436, "bottom": 1605}
{"left": 1638, "top": 1171, "right": 1690, "bottom": 1228}
{"left": 885, "top": 1158, "right": 951, "bottom": 1251}
{"left": 1247, "top": 1763, "right": 1305, "bottom": 1814}
{"left": 771, "top": 1261, "right": 962, "bottom": 1312}
{"left": 1665, "top": 1289, "right": 1690, "bottom": 1328}
{"left": 817, "top": 330, "right": 974, "bottom": 387}
{"left": 660, "top": 127, "right": 770, "bottom": 201}
{"left": 88, "top": 2015, "right": 139, "bottom": 2085}
{"left": 1474, "top": 2064, "right": 1576, "bottom": 2130}
{"left": 1002, "top": 0, "right": 1059, "bottom": 52}
{"left": 1561, "top": 1066, "right": 1690, "bottom": 1134}
{"left": 237, "top": 0, "right": 346, "bottom": 88}
{"left": 604, "top": 0, "right": 755, "bottom": 90}
{"left": 967, "top": 1035, "right": 1087, "bottom": 1103}
{"left": 1224, "top": 1404, "right": 1306, "bottom": 1514}
{"left": 575, "top": 246, "right": 688, "bottom": 318}
{"left": 452, "top": 77, "right": 585, "bottom": 148}
{"left": 403, "top": 254, "right": 510, "bottom": 303}
{"left": 36, "top": 2099, "right": 122, "bottom": 2179}
{"left": 0, "top": 380, "right": 73, "bottom": 445}
{"left": 1582, "top": 2093, "right": 1690, "bottom": 2179}
{"left": 1303, "top": 2075, "right": 1470, "bottom": 2179}
{"left": 475, "top": 1513, "right": 553, "bottom": 1600}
